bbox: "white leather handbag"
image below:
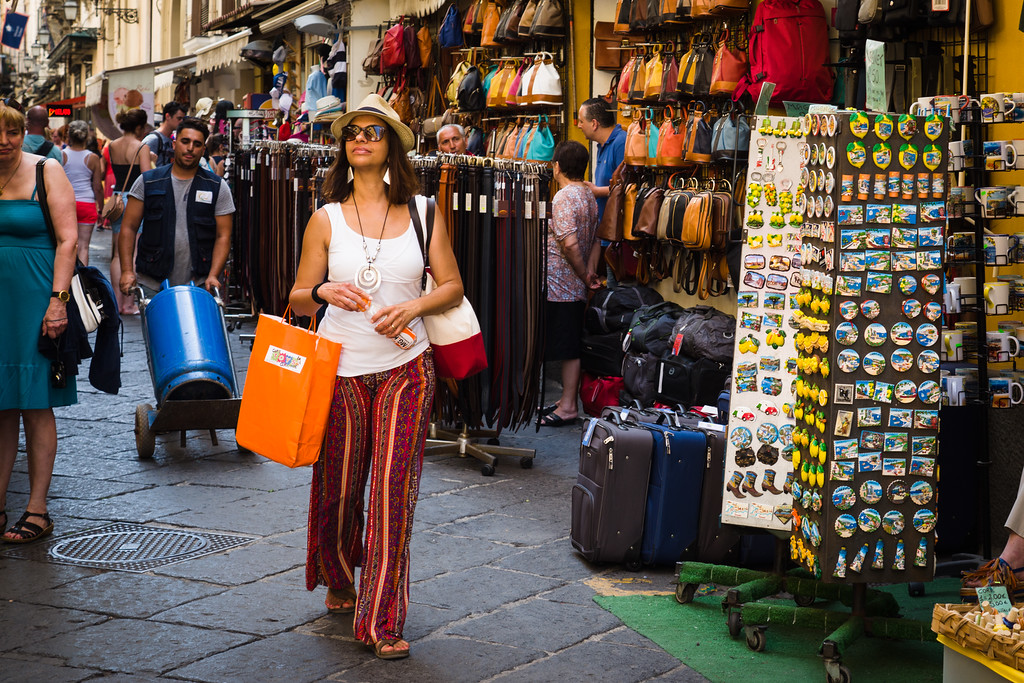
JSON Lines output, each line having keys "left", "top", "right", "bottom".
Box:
{"left": 520, "top": 52, "right": 562, "bottom": 106}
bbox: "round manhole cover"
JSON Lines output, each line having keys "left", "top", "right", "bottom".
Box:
{"left": 50, "top": 529, "right": 211, "bottom": 565}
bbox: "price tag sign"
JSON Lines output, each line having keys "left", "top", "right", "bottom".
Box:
{"left": 976, "top": 585, "right": 1014, "bottom": 614}
{"left": 754, "top": 82, "right": 776, "bottom": 116}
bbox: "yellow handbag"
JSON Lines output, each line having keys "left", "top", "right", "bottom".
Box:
{"left": 642, "top": 50, "right": 664, "bottom": 100}
{"left": 487, "top": 62, "right": 516, "bottom": 108}
{"left": 446, "top": 60, "right": 472, "bottom": 106}
{"left": 677, "top": 41, "right": 695, "bottom": 93}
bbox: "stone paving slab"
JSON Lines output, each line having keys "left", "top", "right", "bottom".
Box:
{"left": 155, "top": 488, "right": 309, "bottom": 536}
{"left": 0, "top": 602, "right": 107, "bottom": 652}
{"left": 408, "top": 531, "right": 521, "bottom": 583}
{"left": 412, "top": 565, "right": 562, "bottom": 616}
{"left": 429, "top": 511, "right": 568, "bottom": 547}
{"left": 489, "top": 639, "right": 683, "bottom": 682}
{"left": 0, "top": 658, "right": 101, "bottom": 683}
{"left": 150, "top": 540, "right": 302, "bottom": 586}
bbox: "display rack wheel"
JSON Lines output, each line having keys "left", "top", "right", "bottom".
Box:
{"left": 135, "top": 404, "right": 156, "bottom": 459}
{"left": 520, "top": 456, "right": 533, "bottom": 469}
{"left": 907, "top": 582, "right": 925, "bottom": 597}
{"left": 727, "top": 610, "right": 743, "bottom": 638}
{"left": 744, "top": 626, "right": 767, "bottom": 652}
{"left": 481, "top": 464, "right": 496, "bottom": 476}
{"left": 226, "top": 321, "right": 236, "bottom": 331}
{"left": 625, "top": 559, "right": 642, "bottom": 572}
{"left": 794, "top": 593, "right": 816, "bottom": 607}
{"left": 826, "top": 664, "right": 852, "bottom": 683}
{"left": 487, "top": 437, "right": 500, "bottom": 446}
{"left": 675, "top": 582, "right": 697, "bottom": 604}
{"left": 237, "top": 444, "right": 253, "bottom": 455}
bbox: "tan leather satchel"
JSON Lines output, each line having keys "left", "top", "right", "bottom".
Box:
{"left": 622, "top": 182, "right": 639, "bottom": 240}
{"left": 633, "top": 187, "right": 665, "bottom": 238}
{"left": 481, "top": 0, "right": 504, "bottom": 46}
{"left": 681, "top": 191, "right": 712, "bottom": 251}
{"left": 519, "top": 0, "right": 540, "bottom": 31}
{"left": 594, "top": 22, "right": 624, "bottom": 71}
{"left": 417, "top": 25, "right": 433, "bottom": 67}
{"left": 597, "top": 162, "right": 626, "bottom": 241}
{"left": 623, "top": 114, "right": 647, "bottom": 166}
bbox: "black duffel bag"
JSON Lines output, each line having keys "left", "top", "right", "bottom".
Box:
{"left": 584, "top": 284, "right": 663, "bottom": 335}
{"left": 626, "top": 301, "right": 686, "bottom": 358}
{"left": 622, "top": 351, "right": 659, "bottom": 406}
{"left": 581, "top": 331, "right": 626, "bottom": 377}
{"left": 673, "top": 305, "right": 737, "bottom": 363}
{"left": 655, "top": 354, "right": 730, "bottom": 407}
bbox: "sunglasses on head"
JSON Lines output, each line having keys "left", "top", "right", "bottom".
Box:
{"left": 1, "top": 97, "right": 22, "bottom": 113}
{"left": 341, "top": 124, "right": 387, "bottom": 142}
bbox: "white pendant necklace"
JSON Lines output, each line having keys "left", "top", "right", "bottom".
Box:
{"left": 353, "top": 196, "right": 390, "bottom": 294}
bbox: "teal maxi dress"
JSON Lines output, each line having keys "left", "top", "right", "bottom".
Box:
{"left": 0, "top": 197, "right": 77, "bottom": 410}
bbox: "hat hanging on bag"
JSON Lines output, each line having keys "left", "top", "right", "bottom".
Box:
{"left": 194, "top": 97, "right": 214, "bottom": 118}
{"left": 330, "top": 93, "right": 415, "bottom": 152}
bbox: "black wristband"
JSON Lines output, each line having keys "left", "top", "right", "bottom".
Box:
{"left": 311, "top": 283, "right": 327, "bottom": 305}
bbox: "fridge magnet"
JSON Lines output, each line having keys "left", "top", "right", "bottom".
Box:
{"left": 834, "top": 438, "right": 859, "bottom": 459}
{"left": 840, "top": 251, "right": 866, "bottom": 272}
{"left": 863, "top": 351, "right": 887, "bottom": 376}
{"left": 835, "top": 410, "right": 853, "bottom": 436}
{"left": 872, "top": 539, "right": 886, "bottom": 569}
{"left": 909, "top": 479, "right": 934, "bottom": 504}
{"left": 825, "top": 173, "right": 835, "bottom": 194}
{"left": 814, "top": 195, "right": 825, "bottom": 218}
{"left": 866, "top": 228, "right": 891, "bottom": 248}
{"left": 766, "top": 274, "right": 789, "bottom": 290}
{"left": 872, "top": 381, "right": 895, "bottom": 403}
{"left": 923, "top": 302, "right": 942, "bottom": 322}
{"left": 931, "top": 173, "right": 944, "bottom": 198}
{"left": 860, "top": 479, "right": 884, "bottom": 504}
{"left": 764, "top": 293, "right": 785, "bottom": 310}
{"left": 920, "top": 273, "right": 941, "bottom": 294}
{"left": 747, "top": 211, "right": 765, "bottom": 229}
{"left": 912, "top": 509, "right": 936, "bottom": 533}
{"left": 849, "top": 111, "right": 870, "bottom": 138}
{"left": 893, "top": 539, "right": 906, "bottom": 570}
{"left": 892, "top": 227, "right": 917, "bottom": 248}
{"left": 761, "top": 376, "right": 783, "bottom": 395}
{"left": 917, "top": 380, "right": 941, "bottom": 404}
{"left": 915, "top": 409, "right": 939, "bottom": 429}
{"left": 864, "top": 323, "right": 889, "bottom": 346}
{"left": 902, "top": 299, "right": 922, "bottom": 318}
{"left": 763, "top": 312, "right": 783, "bottom": 328}
{"left": 866, "top": 204, "right": 892, "bottom": 224}
{"left": 858, "top": 406, "right": 882, "bottom": 426}
{"left": 872, "top": 142, "right": 893, "bottom": 169}
{"left": 744, "top": 254, "right": 766, "bottom": 270}
{"left": 833, "top": 485, "right": 856, "bottom": 510}
{"left": 866, "top": 250, "right": 892, "bottom": 270}
{"left": 861, "top": 431, "right": 885, "bottom": 451}
{"left": 740, "top": 311, "right": 762, "bottom": 332}
{"left": 917, "top": 350, "right": 940, "bottom": 373}
{"left": 865, "top": 272, "right": 893, "bottom": 294}
{"left": 898, "top": 143, "right": 919, "bottom": 168}
{"left": 885, "top": 432, "right": 909, "bottom": 452}
{"left": 922, "top": 143, "right": 943, "bottom": 171}
{"left": 874, "top": 113, "right": 894, "bottom": 140}
{"left": 836, "top": 384, "right": 855, "bottom": 403}
{"left": 836, "top": 514, "right": 858, "bottom": 538}
{"left": 898, "top": 275, "right": 918, "bottom": 295}
{"left": 835, "top": 322, "right": 859, "bottom": 345}
{"left": 827, "top": 115, "right": 838, "bottom": 137}
{"left": 924, "top": 113, "right": 943, "bottom": 140}
{"left": 916, "top": 323, "right": 939, "bottom": 347}
{"left": 759, "top": 356, "right": 781, "bottom": 372}
{"left": 854, "top": 380, "right": 875, "bottom": 400}
{"left": 737, "top": 291, "right": 759, "bottom": 308}
{"left": 841, "top": 228, "right": 867, "bottom": 249}
{"left": 873, "top": 173, "right": 887, "bottom": 199}
{"left": 911, "top": 439, "right": 937, "bottom": 460}
{"left": 799, "top": 141, "right": 810, "bottom": 165}
{"left": 917, "top": 226, "right": 942, "bottom": 247}
{"left": 743, "top": 271, "right": 766, "bottom": 289}
{"left": 808, "top": 171, "right": 818, "bottom": 193}
{"left": 888, "top": 171, "right": 901, "bottom": 197}
{"left": 734, "top": 447, "right": 756, "bottom": 467}
{"left": 847, "top": 141, "right": 867, "bottom": 167}
{"left": 832, "top": 460, "right": 855, "bottom": 481}
{"left": 724, "top": 499, "right": 749, "bottom": 518}
{"left": 917, "top": 172, "right": 931, "bottom": 199}
{"left": 891, "top": 322, "right": 914, "bottom": 346}
{"left": 839, "top": 300, "right": 859, "bottom": 320}
{"left": 892, "top": 251, "right": 917, "bottom": 271}
{"left": 756, "top": 422, "right": 780, "bottom": 444}
{"left": 917, "top": 250, "right": 942, "bottom": 270}
{"left": 858, "top": 508, "right": 882, "bottom": 533}
{"left": 850, "top": 543, "right": 869, "bottom": 573}
{"left": 860, "top": 452, "right": 882, "bottom": 472}
{"left": 750, "top": 502, "right": 776, "bottom": 522}
{"left": 757, "top": 444, "right": 780, "bottom": 465}
{"left": 837, "top": 276, "right": 863, "bottom": 297}
{"left": 889, "top": 407, "right": 913, "bottom": 427}
{"left": 891, "top": 348, "right": 915, "bottom": 373}
{"left": 810, "top": 144, "right": 819, "bottom": 166}
{"left": 897, "top": 114, "right": 918, "bottom": 139}
{"left": 730, "top": 426, "right": 753, "bottom": 448}
{"left": 840, "top": 173, "right": 855, "bottom": 201}
{"left": 882, "top": 510, "right": 906, "bottom": 535}
{"left": 824, "top": 195, "right": 835, "bottom": 217}
{"left": 837, "top": 349, "right": 861, "bottom": 372}
{"left": 887, "top": 479, "right": 909, "bottom": 504}
{"left": 914, "top": 538, "right": 928, "bottom": 567}
{"left": 920, "top": 202, "right": 946, "bottom": 225}
{"left": 891, "top": 204, "right": 918, "bottom": 224}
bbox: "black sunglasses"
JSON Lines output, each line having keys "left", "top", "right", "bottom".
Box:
{"left": 2, "top": 97, "right": 22, "bottom": 113}
{"left": 341, "top": 124, "right": 387, "bottom": 142}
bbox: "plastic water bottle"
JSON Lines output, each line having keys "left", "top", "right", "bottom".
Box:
{"left": 362, "top": 297, "right": 416, "bottom": 350}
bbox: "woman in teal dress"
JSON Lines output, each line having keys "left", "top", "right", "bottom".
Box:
{"left": 0, "top": 100, "right": 79, "bottom": 543}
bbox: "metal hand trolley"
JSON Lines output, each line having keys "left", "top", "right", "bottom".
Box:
{"left": 132, "top": 284, "right": 243, "bottom": 458}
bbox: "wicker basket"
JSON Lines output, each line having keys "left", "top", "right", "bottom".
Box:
{"left": 932, "top": 603, "right": 1024, "bottom": 670}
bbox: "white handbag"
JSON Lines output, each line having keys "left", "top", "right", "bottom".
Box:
{"left": 71, "top": 273, "right": 105, "bottom": 334}
{"left": 521, "top": 52, "right": 563, "bottom": 106}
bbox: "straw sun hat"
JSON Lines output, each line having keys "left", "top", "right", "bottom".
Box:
{"left": 330, "top": 93, "right": 415, "bottom": 153}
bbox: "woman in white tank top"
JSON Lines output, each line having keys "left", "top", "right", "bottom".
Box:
{"left": 62, "top": 120, "right": 102, "bottom": 265}
{"left": 288, "top": 95, "right": 464, "bottom": 661}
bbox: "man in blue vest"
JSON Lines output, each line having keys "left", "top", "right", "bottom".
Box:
{"left": 117, "top": 118, "right": 234, "bottom": 297}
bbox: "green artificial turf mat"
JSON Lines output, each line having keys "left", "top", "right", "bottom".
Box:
{"left": 594, "top": 577, "right": 964, "bottom": 682}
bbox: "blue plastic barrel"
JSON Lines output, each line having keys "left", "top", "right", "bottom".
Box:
{"left": 144, "top": 285, "right": 234, "bottom": 404}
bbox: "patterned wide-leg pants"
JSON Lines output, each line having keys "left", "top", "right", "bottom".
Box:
{"left": 306, "top": 350, "right": 434, "bottom": 644}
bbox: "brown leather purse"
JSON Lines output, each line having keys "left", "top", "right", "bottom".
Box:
{"left": 594, "top": 22, "right": 624, "bottom": 71}
{"left": 597, "top": 162, "right": 626, "bottom": 241}
{"left": 709, "top": 29, "right": 748, "bottom": 96}
{"left": 633, "top": 187, "right": 665, "bottom": 238}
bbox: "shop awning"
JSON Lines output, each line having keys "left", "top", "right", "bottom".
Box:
{"left": 258, "top": 0, "right": 325, "bottom": 34}
{"left": 388, "top": 0, "right": 445, "bottom": 17}
{"left": 196, "top": 29, "right": 252, "bottom": 75}
{"left": 46, "top": 95, "right": 86, "bottom": 109}
{"left": 153, "top": 55, "right": 197, "bottom": 91}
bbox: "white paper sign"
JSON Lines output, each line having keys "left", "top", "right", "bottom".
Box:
{"left": 865, "top": 39, "right": 887, "bottom": 113}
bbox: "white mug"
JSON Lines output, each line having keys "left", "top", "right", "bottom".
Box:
{"left": 949, "top": 140, "right": 965, "bottom": 171}
{"left": 985, "top": 234, "right": 1011, "bottom": 265}
{"left": 981, "top": 93, "right": 1016, "bottom": 123}
{"left": 946, "top": 282, "right": 962, "bottom": 313}
{"left": 987, "top": 331, "right": 1021, "bottom": 361}
{"left": 952, "top": 276, "right": 977, "bottom": 298}
{"left": 976, "top": 186, "right": 1010, "bottom": 218}
{"left": 983, "top": 141, "right": 1017, "bottom": 171}
{"left": 985, "top": 281, "right": 1011, "bottom": 315}
{"left": 1013, "top": 94, "right": 1024, "bottom": 123}
{"left": 942, "top": 329, "right": 964, "bottom": 362}
{"left": 1008, "top": 140, "right": 1024, "bottom": 169}
{"left": 1009, "top": 188, "right": 1024, "bottom": 216}
{"left": 909, "top": 98, "right": 935, "bottom": 117}
{"left": 989, "top": 377, "right": 1024, "bottom": 406}
{"left": 943, "top": 374, "right": 964, "bottom": 406}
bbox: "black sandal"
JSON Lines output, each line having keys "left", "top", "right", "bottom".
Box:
{"left": 3, "top": 511, "right": 53, "bottom": 544}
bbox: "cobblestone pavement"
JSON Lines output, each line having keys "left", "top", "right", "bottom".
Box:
{"left": 0, "top": 229, "right": 707, "bottom": 682}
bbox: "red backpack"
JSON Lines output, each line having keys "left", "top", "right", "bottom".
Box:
{"left": 381, "top": 22, "right": 406, "bottom": 72}
{"left": 734, "top": 0, "right": 834, "bottom": 105}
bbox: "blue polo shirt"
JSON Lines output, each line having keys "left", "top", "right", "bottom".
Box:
{"left": 594, "top": 124, "right": 626, "bottom": 222}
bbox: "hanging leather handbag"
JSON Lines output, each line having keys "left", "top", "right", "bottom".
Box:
{"left": 655, "top": 105, "right": 686, "bottom": 167}
{"left": 624, "top": 113, "right": 647, "bottom": 165}
{"left": 506, "top": 61, "right": 528, "bottom": 105}
{"left": 514, "top": 121, "right": 534, "bottom": 160}
{"left": 417, "top": 24, "right": 433, "bottom": 67}
{"left": 690, "top": 0, "right": 714, "bottom": 16}
{"left": 644, "top": 108, "right": 660, "bottom": 167}
{"left": 628, "top": 50, "right": 648, "bottom": 100}
{"left": 439, "top": 4, "right": 464, "bottom": 48}
{"left": 683, "top": 102, "right": 713, "bottom": 164}
{"left": 487, "top": 61, "right": 516, "bottom": 108}
{"left": 642, "top": 50, "right": 664, "bottom": 100}
{"left": 525, "top": 116, "right": 556, "bottom": 161}
{"left": 629, "top": 0, "right": 650, "bottom": 30}
{"left": 494, "top": 0, "right": 520, "bottom": 41}
{"left": 481, "top": 0, "right": 504, "bottom": 46}
{"left": 709, "top": 29, "right": 748, "bottom": 96}
{"left": 660, "top": 54, "right": 679, "bottom": 101}
{"left": 518, "top": 0, "right": 540, "bottom": 32}
{"left": 710, "top": 0, "right": 749, "bottom": 13}
{"left": 500, "top": 122, "right": 521, "bottom": 158}
{"left": 659, "top": 0, "right": 680, "bottom": 21}
{"left": 618, "top": 54, "right": 635, "bottom": 102}
{"left": 614, "top": 0, "right": 634, "bottom": 33}
{"left": 503, "top": 0, "right": 528, "bottom": 39}
{"left": 680, "top": 35, "right": 714, "bottom": 97}
{"left": 530, "top": 0, "right": 565, "bottom": 36}
{"left": 594, "top": 22, "right": 624, "bottom": 71}
{"left": 711, "top": 102, "right": 750, "bottom": 162}
{"left": 633, "top": 186, "right": 665, "bottom": 238}
{"left": 482, "top": 63, "right": 500, "bottom": 93}
{"left": 463, "top": 0, "right": 480, "bottom": 33}
{"left": 422, "top": 78, "right": 456, "bottom": 138}
{"left": 404, "top": 23, "right": 421, "bottom": 70}
{"left": 446, "top": 60, "right": 472, "bottom": 106}
{"left": 362, "top": 27, "right": 385, "bottom": 76}
{"left": 622, "top": 182, "right": 640, "bottom": 240}
{"left": 521, "top": 52, "right": 562, "bottom": 105}
{"left": 457, "top": 64, "right": 486, "bottom": 111}
{"left": 681, "top": 190, "right": 713, "bottom": 251}
{"left": 598, "top": 162, "right": 626, "bottom": 241}
{"left": 472, "top": 0, "right": 489, "bottom": 32}
{"left": 381, "top": 22, "right": 406, "bottom": 72}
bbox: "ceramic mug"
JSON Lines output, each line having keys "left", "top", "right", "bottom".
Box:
{"left": 932, "top": 95, "right": 960, "bottom": 123}
{"left": 1009, "top": 140, "right": 1024, "bottom": 169}
{"left": 988, "top": 331, "right": 1021, "bottom": 361}
{"left": 981, "top": 93, "right": 1015, "bottom": 123}
{"left": 1016, "top": 326, "right": 1024, "bottom": 343}
{"left": 989, "top": 377, "right": 1024, "bottom": 406}
{"left": 909, "top": 98, "right": 935, "bottom": 117}
{"left": 948, "top": 141, "right": 965, "bottom": 171}
{"left": 1013, "top": 94, "right": 1024, "bottom": 123}
{"left": 952, "top": 276, "right": 977, "bottom": 298}
{"left": 945, "top": 282, "right": 962, "bottom": 313}
{"left": 983, "top": 141, "right": 1017, "bottom": 171}
{"left": 943, "top": 374, "right": 964, "bottom": 406}
{"left": 976, "top": 186, "right": 1009, "bottom": 218}
{"left": 959, "top": 96, "right": 982, "bottom": 123}
{"left": 985, "top": 281, "right": 1011, "bottom": 315}
{"left": 942, "top": 329, "right": 964, "bottom": 361}
{"left": 985, "top": 234, "right": 1011, "bottom": 265}
{"left": 1009, "top": 187, "right": 1024, "bottom": 216}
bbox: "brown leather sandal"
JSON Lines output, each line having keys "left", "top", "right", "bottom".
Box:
{"left": 325, "top": 586, "right": 357, "bottom": 614}
{"left": 372, "top": 638, "right": 410, "bottom": 660}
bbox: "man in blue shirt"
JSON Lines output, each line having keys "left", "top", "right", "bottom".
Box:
{"left": 23, "top": 106, "right": 64, "bottom": 162}
{"left": 577, "top": 97, "right": 625, "bottom": 285}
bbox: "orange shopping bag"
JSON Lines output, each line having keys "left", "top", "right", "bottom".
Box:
{"left": 236, "top": 308, "right": 342, "bottom": 467}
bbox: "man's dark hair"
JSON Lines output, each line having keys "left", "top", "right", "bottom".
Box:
{"left": 580, "top": 97, "right": 616, "bottom": 129}
{"left": 552, "top": 140, "right": 590, "bottom": 181}
{"left": 176, "top": 117, "right": 210, "bottom": 142}
{"left": 162, "top": 101, "right": 188, "bottom": 118}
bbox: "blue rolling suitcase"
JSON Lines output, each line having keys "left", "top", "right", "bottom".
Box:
{"left": 637, "top": 419, "right": 707, "bottom": 565}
